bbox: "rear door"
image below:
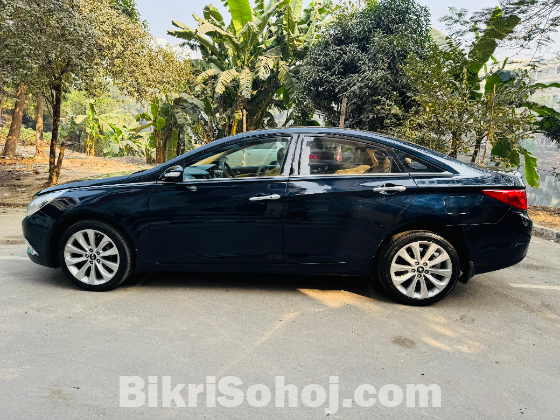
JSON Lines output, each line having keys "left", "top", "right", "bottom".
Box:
{"left": 284, "top": 134, "right": 417, "bottom": 263}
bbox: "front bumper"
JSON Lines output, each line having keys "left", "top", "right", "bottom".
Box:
{"left": 22, "top": 211, "right": 58, "bottom": 268}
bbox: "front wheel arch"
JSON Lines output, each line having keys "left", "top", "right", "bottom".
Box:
{"left": 50, "top": 213, "right": 136, "bottom": 269}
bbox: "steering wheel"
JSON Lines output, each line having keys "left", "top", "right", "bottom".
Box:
{"left": 219, "top": 160, "right": 235, "bottom": 178}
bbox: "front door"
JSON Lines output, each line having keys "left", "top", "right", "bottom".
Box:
{"left": 149, "top": 135, "right": 291, "bottom": 264}
{"left": 284, "top": 134, "right": 417, "bottom": 263}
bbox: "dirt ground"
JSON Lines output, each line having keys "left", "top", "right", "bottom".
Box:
{"left": 528, "top": 205, "right": 560, "bottom": 230}
{"left": 0, "top": 142, "right": 152, "bottom": 207}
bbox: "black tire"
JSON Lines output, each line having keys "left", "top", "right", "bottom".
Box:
{"left": 58, "top": 220, "right": 134, "bottom": 291}
{"left": 375, "top": 230, "right": 460, "bottom": 306}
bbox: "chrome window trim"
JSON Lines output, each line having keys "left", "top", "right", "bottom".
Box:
{"left": 281, "top": 134, "right": 300, "bottom": 177}
{"left": 169, "top": 176, "right": 291, "bottom": 185}
{"left": 285, "top": 172, "right": 454, "bottom": 181}
{"left": 409, "top": 172, "right": 454, "bottom": 177}
{"left": 287, "top": 173, "right": 412, "bottom": 181}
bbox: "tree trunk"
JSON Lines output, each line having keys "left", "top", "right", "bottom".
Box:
{"left": 471, "top": 137, "right": 483, "bottom": 163}
{"left": 2, "top": 82, "right": 27, "bottom": 158}
{"left": 155, "top": 129, "right": 163, "bottom": 164}
{"left": 176, "top": 134, "right": 184, "bottom": 157}
{"left": 162, "top": 134, "right": 168, "bottom": 163}
{"left": 47, "top": 83, "right": 64, "bottom": 186}
{"left": 35, "top": 94, "right": 46, "bottom": 157}
{"left": 449, "top": 132, "right": 461, "bottom": 159}
{"left": 339, "top": 97, "right": 348, "bottom": 128}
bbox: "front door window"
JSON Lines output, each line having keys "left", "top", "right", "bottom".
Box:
{"left": 183, "top": 137, "right": 290, "bottom": 181}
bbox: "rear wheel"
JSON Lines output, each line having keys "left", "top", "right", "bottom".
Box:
{"left": 376, "top": 231, "right": 460, "bottom": 305}
{"left": 58, "top": 220, "right": 133, "bottom": 291}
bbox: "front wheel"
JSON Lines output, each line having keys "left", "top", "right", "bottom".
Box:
{"left": 58, "top": 220, "right": 133, "bottom": 291}
{"left": 376, "top": 231, "right": 460, "bottom": 306}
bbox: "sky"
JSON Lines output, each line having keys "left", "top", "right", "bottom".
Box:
{"left": 135, "top": 0, "right": 558, "bottom": 59}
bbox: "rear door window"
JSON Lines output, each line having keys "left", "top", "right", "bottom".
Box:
{"left": 298, "top": 136, "right": 402, "bottom": 176}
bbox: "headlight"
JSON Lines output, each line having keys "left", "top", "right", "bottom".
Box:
{"left": 27, "top": 189, "right": 68, "bottom": 216}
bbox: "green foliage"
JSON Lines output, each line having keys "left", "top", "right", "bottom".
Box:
{"left": 226, "top": 0, "right": 254, "bottom": 34}
{"left": 299, "top": 0, "right": 431, "bottom": 131}
{"left": 522, "top": 148, "right": 540, "bottom": 189}
{"left": 64, "top": 102, "right": 148, "bottom": 158}
{"left": 385, "top": 40, "right": 533, "bottom": 159}
{"left": 442, "top": 2, "right": 560, "bottom": 54}
{"left": 102, "top": 122, "right": 146, "bottom": 157}
{"left": 368, "top": 3, "right": 560, "bottom": 189}
{"left": 466, "top": 7, "right": 520, "bottom": 94}
{"left": 110, "top": 0, "right": 142, "bottom": 24}
{"left": 61, "top": 90, "right": 120, "bottom": 118}
{"left": 0, "top": 123, "right": 51, "bottom": 146}
{"left": 169, "top": 0, "right": 332, "bottom": 139}
{"left": 134, "top": 96, "right": 195, "bottom": 163}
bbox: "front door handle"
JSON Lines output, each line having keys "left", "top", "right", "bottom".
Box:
{"left": 249, "top": 194, "right": 281, "bottom": 201}
{"left": 372, "top": 185, "right": 407, "bottom": 194}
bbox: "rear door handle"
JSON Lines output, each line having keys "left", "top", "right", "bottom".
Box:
{"left": 249, "top": 194, "right": 281, "bottom": 201}
{"left": 372, "top": 185, "right": 407, "bottom": 193}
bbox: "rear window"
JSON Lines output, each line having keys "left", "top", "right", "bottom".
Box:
{"left": 393, "top": 150, "right": 445, "bottom": 173}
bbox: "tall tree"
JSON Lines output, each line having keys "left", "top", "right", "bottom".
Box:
{"left": 299, "top": 0, "right": 431, "bottom": 131}
{"left": 1, "top": 0, "right": 191, "bottom": 185}
{"left": 2, "top": 82, "right": 26, "bottom": 158}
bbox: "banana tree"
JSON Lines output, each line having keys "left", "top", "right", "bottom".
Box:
{"left": 168, "top": 0, "right": 332, "bottom": 135}
{"left": 74, "top": 104, "right": 102, "bottom": 156}
{"left": 135, "top": 98, "right": 168, "bottom": 164}
{"left": 136, "top": 96, "right": 188, "bottom": 163}
{"left": 437, "top": 6, "right": 560, "bottom": 188}
{"left": 102, "top": 123, "right": 146, "bottom": 157}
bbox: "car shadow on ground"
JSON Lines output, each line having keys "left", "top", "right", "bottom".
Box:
{"left": 121, "top": 271, "right": 395, "bottom": 303}
{"left": 28, "top": 266, "right": 483, "bottom": 307}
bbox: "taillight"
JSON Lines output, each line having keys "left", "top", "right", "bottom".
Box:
{"left": 309, "top": 154, "right": 319, "bottom": 160}
{"left": 482, "top": 189, "right": 527, "bottom": 210}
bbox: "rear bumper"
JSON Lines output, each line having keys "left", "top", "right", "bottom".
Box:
{"left": 22, "top": 211, "right": 57, "bottom": 268}
{"left": 462, "top": 208, "right": 532, "bottom": 275}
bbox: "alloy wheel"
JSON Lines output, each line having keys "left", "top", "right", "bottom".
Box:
{"left": 389, "top": 241, "right": 452, "bottom": 299}
{"left": 63, "top": 229, "right": 120, "bottom": 285}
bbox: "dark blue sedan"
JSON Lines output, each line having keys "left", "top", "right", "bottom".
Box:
{"left": 22, "top": 128, "right": 532, "bottom": 305}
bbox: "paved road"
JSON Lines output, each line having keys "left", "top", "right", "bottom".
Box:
{"left": 1, "top": 207, "right": 560, "bottom": 419}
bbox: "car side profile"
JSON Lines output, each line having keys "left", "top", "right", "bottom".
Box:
{"left": 22, "top": 128, "right": 532, "bottom": 305}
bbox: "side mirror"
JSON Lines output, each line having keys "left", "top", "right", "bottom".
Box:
{"left": 162, "top": 165, "right": 183, "bottom": 182}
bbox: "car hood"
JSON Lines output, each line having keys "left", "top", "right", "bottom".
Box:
{"left": 37, "top": 171, "right": 139, "bottom": 196}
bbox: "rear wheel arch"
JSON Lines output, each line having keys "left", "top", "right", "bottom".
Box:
{"left": 50, "top": 213, "right": 136, "bottom": 269}
{"left": 374, "top": 221, "right": 471, "bottom": 275}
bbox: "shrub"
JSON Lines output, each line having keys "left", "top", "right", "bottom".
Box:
{"left": 0, "top": 123, "right": 51, "bottom": 146}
